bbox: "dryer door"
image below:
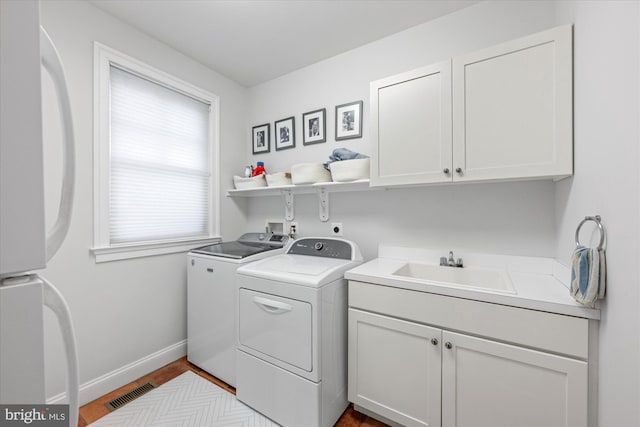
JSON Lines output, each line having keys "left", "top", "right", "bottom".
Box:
{"left": 239, "top": 288, "right": 312, "bottom": 372}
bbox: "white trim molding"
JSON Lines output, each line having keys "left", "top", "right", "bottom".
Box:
{"left": 93, "top": 42, "right": 221, "bottom": 261}
{"left": 48, "top": 340, "right": 187, "bottom": 406}
{"left": 91, "top": 236, "right": 222, "bottom": 263}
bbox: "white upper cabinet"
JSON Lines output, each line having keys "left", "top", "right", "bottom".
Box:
{"left": 452, "top": 25, "right": 573, "bottom": 182}
{"left": 370, "top": 61, "right": 452, "bottom": 187}
{"left": 370, "top": 25, "right": 573, "bottom": 187}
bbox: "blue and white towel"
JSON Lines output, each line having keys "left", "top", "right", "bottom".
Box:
{"left": 570, "top": 246, "right": 606, "bottom": 306}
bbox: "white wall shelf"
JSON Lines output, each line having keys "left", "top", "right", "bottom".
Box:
{"left": 226, "top": 179, "right": 371, "bottom": 197}
{"left": 226, "top": 179, "right": 371, "bottom": 221}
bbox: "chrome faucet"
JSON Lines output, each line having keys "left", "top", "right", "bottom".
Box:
{"left": 440, "top": 251, "right": 463, "bottom": 268}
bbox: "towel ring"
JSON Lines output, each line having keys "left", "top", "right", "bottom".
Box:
{"left": 575, "top": 215, "right": 605, "bottom": 250}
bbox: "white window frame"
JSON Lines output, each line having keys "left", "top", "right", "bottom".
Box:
{"left": 92, "top": 43, "right": 220, "bottom": 262}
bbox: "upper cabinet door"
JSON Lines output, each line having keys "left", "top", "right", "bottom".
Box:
{"left": 370, "top": 61, "right": 453, "bottom": 187}
{"left": 452, "top": 25, "right": 573, "bottom": 182}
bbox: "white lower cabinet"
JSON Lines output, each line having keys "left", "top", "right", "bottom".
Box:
{"left": 348, "top": 309, "right": 442, "bottom": 427}
{"left": 348, "top": 282, "right": 591, "bottom": 427}
{"left": 441, "top": 331, "right": 587, "bottom": 427}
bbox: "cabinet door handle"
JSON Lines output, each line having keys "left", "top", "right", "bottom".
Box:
{"left": 206, "top": 268, "right": 214, "bottom": 273}
{"left": 431, "top": 338, "right": 439, "bottom": 346}
{"left": 445, "top": 342, "right": 453, "bottom": 349}
{"left": 455, "top": 168, "right": 463, "bottom": 174}
{"left": 443, "top": 168, "right": 450, "bottom": 174}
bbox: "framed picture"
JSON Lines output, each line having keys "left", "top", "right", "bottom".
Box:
{"left": 302, "top": 108, "right": 326, "bottom": 145}
{"left": 275, "top": 116, "right": 296, "bottom": 151}
{"left": 335, "top": 100, "right": 363, "bottom": 141}
{"left": 252, "top": 123, "right": 270, "bottom": 154}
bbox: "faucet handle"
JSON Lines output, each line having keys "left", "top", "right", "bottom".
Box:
{"left": 439, "top": 256, "right": 448, "bottom": 266}
{"left": 456, "top": 258, "right": 464, "bottom": 268}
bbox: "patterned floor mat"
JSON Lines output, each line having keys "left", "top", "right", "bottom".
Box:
{"left": 89, "top": 371, "right": 279, "bottom": 426}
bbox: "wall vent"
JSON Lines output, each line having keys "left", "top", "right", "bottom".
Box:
{"left": 105, "top": 382, "right": 156, "bottom": 411}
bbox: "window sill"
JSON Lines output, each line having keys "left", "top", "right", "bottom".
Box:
{"left": 91, "top": 236, "right": 222, "bottom": 263}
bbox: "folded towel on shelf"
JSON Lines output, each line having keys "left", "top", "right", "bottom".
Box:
{"left": 570, "top": 246, "right": 606, "bottom": 306}
{"left": 324, "top": 148, "right": 369, "bottom": 168}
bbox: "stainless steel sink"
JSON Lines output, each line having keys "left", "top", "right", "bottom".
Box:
{"left": 391, "top": 262, "right": 516, "bottom": 294}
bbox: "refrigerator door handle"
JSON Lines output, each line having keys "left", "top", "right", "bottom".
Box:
{"left": 42, "top": 276, "right": 79, "bottom": 427}
{"left": 39, "top": 27, "right": 79, "bottom": 427}
{"left": 40, "top": 26, "right": 75, "bottom": 262}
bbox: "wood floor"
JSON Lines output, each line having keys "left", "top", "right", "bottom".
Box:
{"left": 78, "top": 357, "right": 388, "bottom": 426}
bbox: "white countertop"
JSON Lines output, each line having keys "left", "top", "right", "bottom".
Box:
{"left": 344, "top": 246, "right": 600, "bottom": 320}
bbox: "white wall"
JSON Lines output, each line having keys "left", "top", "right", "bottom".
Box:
{"left": 39, "top": 0, "right": 248, "bottom": 403}
{"left": 244, "top": 182, "right": 556, "bottom": 261}
{"left": 553, "top": 2, "right": 640, "bottom": 426}
{"left": 245, "top": 1, "right": 640, "bottom": 426}
{"left": 37, "top": 1, "right": 640, "bottom": 425}
{"left": 245, "top": 0, "right": 559, "bottom": 260}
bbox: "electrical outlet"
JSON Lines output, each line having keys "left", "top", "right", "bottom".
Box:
{"left": 331, "top": 222, "right": 343, "bottom": 236}
{"left": 290, "top": 222, "right": 299, "bottom": 236}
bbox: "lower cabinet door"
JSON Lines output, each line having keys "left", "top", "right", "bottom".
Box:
{"left": 348, "top": 309, "right": 442, "bottom": 427}
{"left": 441, "top": 331, "right": 588, "bottom": 427}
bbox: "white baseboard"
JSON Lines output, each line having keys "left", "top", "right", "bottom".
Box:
{"left": 48, "top": 339, "right": 187, "bottom": 406}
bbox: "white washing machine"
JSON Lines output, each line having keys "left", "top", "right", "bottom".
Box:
{"left": 235, "top": 237, "right": 363, "bottom": 427}
{"left": 187, "top": 232, "right": 290, "bottom": 387}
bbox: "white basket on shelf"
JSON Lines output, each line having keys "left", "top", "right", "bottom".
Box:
{"left": 290, "top": 163, "right": 332, "bottom": 185}
{"left": 233, "top": 174, "right": 266, "bottom": 189}
{"left": 329, "top": 158, "right": 370, "bottom": 182}
{"left": 266, "top": 172, "right": 292, "bottom": 187}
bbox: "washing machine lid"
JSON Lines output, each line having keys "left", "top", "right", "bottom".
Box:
{"left": 191, "top": 241, "right": 274, "bottom": 259}
{"left": 191, "top": 232, "right": 289, "bottom": 259}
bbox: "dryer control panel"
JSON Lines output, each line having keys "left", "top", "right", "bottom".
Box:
{"left": 287, "top": 238, "right": 353, "bottom": 260}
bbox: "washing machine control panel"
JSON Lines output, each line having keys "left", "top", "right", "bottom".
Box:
{"left": 288, "top": 238, "right": 352, "bottom": 260}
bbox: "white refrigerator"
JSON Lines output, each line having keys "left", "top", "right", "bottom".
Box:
{"left": 0, "top": 1, "right": 79, "bottom": 425}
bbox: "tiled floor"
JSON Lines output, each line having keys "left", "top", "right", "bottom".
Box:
{"left": 78, "top": 357, "right": 388, "bottom": 427}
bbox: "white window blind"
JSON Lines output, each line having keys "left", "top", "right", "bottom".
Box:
{"left": 109, "top": 66, "right": 210, "bottom": 244}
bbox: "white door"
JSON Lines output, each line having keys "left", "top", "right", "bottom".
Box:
{"left": 452, "top": 25, "right": 572, "bottom": 182}
{"left": 370, "top": 61, "right": 452, "bottom": 187}
{"left": 348, "top": 309, "right": 442, "bottom": 427}
{"left": 0, "top": 279, "right": 46, "bottom": 403}
{"left": 0, "top": 0, "right": 46, "bottom": 275}
{"left": 238, "top": 288, "right": 313, "bottom": 371}
{"left": 441, "top": 331, "right": 588, "bottom": 427}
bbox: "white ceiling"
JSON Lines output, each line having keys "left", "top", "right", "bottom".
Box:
{"left": 89, "top": 0, "right": 479, "bottom": 87}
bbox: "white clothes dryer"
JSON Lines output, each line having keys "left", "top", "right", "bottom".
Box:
{"left": 235, "top": 237, "right": 363, "bottom": 427}
{"left": 187, "top": 232, "right": 289, "bottom": 387}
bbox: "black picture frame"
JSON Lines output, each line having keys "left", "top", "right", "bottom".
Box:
{"left": 335, "top": 100, "right": 363, "bottom": 141}
{"left": 274, "top": 116, "right": 296, "bottom": 151}
{"left": 302, "top": 108, "right": 326, "bottom": 145}
{"left": 252, "top": 123, "right": 270, "bottom": 154}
